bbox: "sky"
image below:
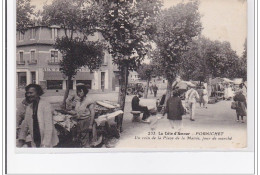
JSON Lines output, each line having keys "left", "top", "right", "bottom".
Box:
{"left": 30, "top": 0, "right": 247, "bottom": 56}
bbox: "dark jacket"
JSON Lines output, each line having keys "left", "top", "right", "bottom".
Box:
{"left": 153, "top": 85, "right": 158, "bottom": 92}
{"left": 164, "top": 96, "right": 184, "bottom": 120}
{"left": 132, "top": 96, "right": 140, "bottom": 111}
{"left": 233, "top": 92, "right": 247, "bottom": 116}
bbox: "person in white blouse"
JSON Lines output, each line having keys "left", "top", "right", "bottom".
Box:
{"left": 69, "top": 85, "right": 97, "bottom": 147}
{"left": 185, "top": 85, "right": 200, "bottom": 121}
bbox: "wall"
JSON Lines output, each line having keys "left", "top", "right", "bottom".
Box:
{"left": 16, "top": 26, "right": 118, "bottom": 91}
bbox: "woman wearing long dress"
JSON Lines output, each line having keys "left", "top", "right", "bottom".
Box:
{"left": 233, "top": 89, "right": 247, "bottom": 123}
{"left": 163, "top": 90, "right": 185, "bottom": 130}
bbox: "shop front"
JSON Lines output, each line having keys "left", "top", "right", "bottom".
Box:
{"left": 43, "top": 71, "right": 94, "bottom": 90}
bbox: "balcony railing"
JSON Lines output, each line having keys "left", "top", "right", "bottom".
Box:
{"left": 16, "top": 60, "right": 25, "bottom": 65}
{"left": 28, "top": 60, "right": 37, "bottom": 65}
{"left": 48, "top": 60, "right": 60, "bottom": 65}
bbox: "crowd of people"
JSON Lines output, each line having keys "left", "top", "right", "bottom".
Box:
{"left": 131, "top": 77, "right": 247, "bottom": 131}
{"left": 16, "top": 77, "right": 247, "bottom": 148}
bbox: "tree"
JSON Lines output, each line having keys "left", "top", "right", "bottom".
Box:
{"left": 153, "top": 1, "right": 202, "bottom": 104}
{"left": 17, "top": 0, "right": 35, "bottom": 32}
{"left": 180, "top": 37, "right": 240, "bottom": 82}
{"left": 97, "top": 1, "right": 162, "bottom": 114}
{"left": 136, "top": 63, "right": 155, "bottom": 98}
{"left": 237, "top": 39, "right": 247, "bottom": 80}
{"left": 42, "top": 0, "right": 104, "bottom": 107}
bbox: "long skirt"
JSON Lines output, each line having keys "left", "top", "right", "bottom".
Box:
{"left": 236, "top": 102, "right": 247, "bottom": 116}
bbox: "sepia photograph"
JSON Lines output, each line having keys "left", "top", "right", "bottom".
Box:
{"left": 15, "top": 0, "right": 248, "bottom": 149}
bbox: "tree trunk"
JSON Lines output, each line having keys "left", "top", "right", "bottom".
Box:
{"left": 164, "top": 79, "right": 173, "bottom": 106}
{"left": 118, "top": 66, "right": 128, "bottom": 110}
{"left": 144, "top": 79, "right": 150, "bottom": 99}
{"left": 62, "top": 76, "right": 71, "bottom": 109}
{"left": 117, "top": 66, "right": 128, "bottom": 132}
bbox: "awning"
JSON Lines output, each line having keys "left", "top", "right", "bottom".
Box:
{"left": 44, "top": 71, "right": 94, "bottom": 80}
{"left": 43, "top": 72, "right": 64, "bottom": 80}
{"left": 73, "top": 72, "right": 94, "bottom": 80}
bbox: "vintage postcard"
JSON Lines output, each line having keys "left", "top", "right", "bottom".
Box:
{"left": 15, "top": 0, "right": 248, "bottom": 150}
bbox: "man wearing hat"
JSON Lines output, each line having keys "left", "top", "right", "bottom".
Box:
{"left": 185, "top": 84, "right": 200, "bottom": 121}
{"left": 131, "top": 92, "right": 151, "bottom": 122}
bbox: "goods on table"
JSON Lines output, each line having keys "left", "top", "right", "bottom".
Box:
{"left": 96, "top": 101, "right": 116, "bottom": 109}
{"left": 53, "top": 111, "right": 77, "bottom": 132}
{"left": 95, "top": 110, "right": 124, "bottom": 126}
{"left": 54, "top": 100, "right": 123, "bottom": 147}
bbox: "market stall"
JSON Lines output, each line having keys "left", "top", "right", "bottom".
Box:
{"left": 53, "top": 100, "right": 123, "bottom": 148}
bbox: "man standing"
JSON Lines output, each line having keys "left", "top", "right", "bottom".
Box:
{"left": 149, "top": 83, "right": 153, "bottom": 95}
{"left": 131, "top": 92, "right": 151, "bottom": 122}
{"left": 153, "top": 84, "right": 158, "bottom": 97}
{"left": 185, "top": 85, "right": 200, "bottom": 121}
{"left": 18, "top": 84, "right": 59, "bottom": 147}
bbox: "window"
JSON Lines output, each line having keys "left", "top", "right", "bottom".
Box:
{"left": 47, "top": 80, "right": 63, "bottom": 89}
{"left": 30, "top": 28, "right": 36, "bottom": 39}
{"left": 31, "top": 51, "right": 35, "bottom": 61}
{"left": 19, "top": 32, "right": 24, "bottom": 40}
{"left": 31, "top": 72, "right": 36, "bottom": 84}
{"left": 101, "top": 72, "right": 105, "bottom": 91}
{"left": 17, "top": 72, "right": 27, "bottom": 88}
{"left": 50, "top": 51, "right": 59, "bottom": 62}
{"left": 51, "top": 28, "right": 58, "bottom": 39}
{"left": 102, "top": 54, "right": 107, "bottom": 65}
{"left": 19, "top": 52, "right": 24, "bottom": 61}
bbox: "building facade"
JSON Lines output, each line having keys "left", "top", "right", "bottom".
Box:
{"left": 128, "top": 71, "right": 140, "bottom": 82}
{"left": 16, "top": 25, "right": 120, "bottom": 91}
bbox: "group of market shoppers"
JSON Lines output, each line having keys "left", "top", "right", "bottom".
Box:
{"left": 135, "top": 76, "right": 247, "bottom": 131}
{"left": 16, "top": 79, "right": 247, "bottom": 148}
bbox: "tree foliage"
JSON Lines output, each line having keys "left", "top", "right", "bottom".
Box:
{"left": 136, "top": 63, "right": 156, "bottom": 98}
{"left": 96, "top": 0, "right": 162, "bottom": 70}
{"left": 17, "top": 0, "right": 35, "bottom": 32}
{"left": 42, "top": 0, "right": 104, "bottom": 107}
{"left": 136, "top": 63, "right": 155, "bottom": 81}
{"left": 55, "top": 37, "right": 104, "bottom": 78}
{"left": 180, "top": 37, "right": 241, "bottom": 81}
{"left": 154, "top": 1, "right": 202, "bottom": 83}
{"left": 236, "top": 39, "right": 247, "bottom": 80}
{"left": 96, "top": 0, "right": 162, "bottom": 110}
{"left": 151, "top": 1, "right": 202, "bottom": 104}
{"left": 42, "top": 0, "right": 97, "bottom": 39}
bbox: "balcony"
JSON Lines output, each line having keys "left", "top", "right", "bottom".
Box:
{"left": 16, "top": 61, "right": 25, "bottom": 65}
{"left": 48, "top": 60, "right": 60, "bottom": 65}
{"left": 28, "top": 60, "right": 37, "bottom": 65}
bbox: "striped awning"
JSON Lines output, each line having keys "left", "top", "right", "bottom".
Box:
{"left": 43, "top": 71, "right": 94, "bottom": 80}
